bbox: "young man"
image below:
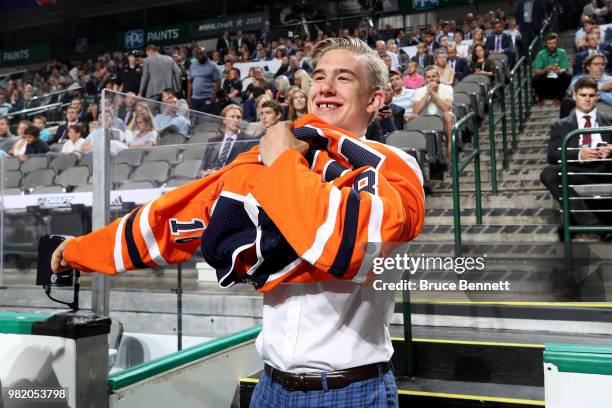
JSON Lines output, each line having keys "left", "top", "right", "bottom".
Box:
{"left": 540, "top": 77, "right": 612, "bottom": 241}
{"left": 258, "top": 100, "right": 282, "bottom": 129}
{"left": 411, "top": 41, "right": 434, "bottom": 69}
{"left": 139, "top": 44, "right": 182, "bottom": 100}
{"left": 51, "top": 37, "right": 424, "bottom": 407}
{"left": 389, "top": 70, "right": 417, "bottom": 123}
{"left": 403, "top": 61, "right": 425, "bottom": 90}
{"left": 412, "top": 66, "right": 455, "bottom": 156}
{"left": 52, "top": 107, "right": 80, "bottom": 144}
{"left": 532, "top": 33, "right": 572, "bottom": 105}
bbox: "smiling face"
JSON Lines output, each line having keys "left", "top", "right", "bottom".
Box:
{"left": 308, "top": 49, "right": 384, "bottom": 136}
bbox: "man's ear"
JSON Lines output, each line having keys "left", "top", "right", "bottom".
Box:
{"left": 571, "top": 91, "right": 577, "bottom": 102}
{"left": 366, "top": 90, "right": 386, "bottom": 115}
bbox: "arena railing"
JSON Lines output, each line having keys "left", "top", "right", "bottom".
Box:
{"left": 508, "top": 56, "right": 529, "bottom": 149}
{"left": 487, "top": 83, "right": 509, "bottom": 194}
{"left": 451, "top": 111, "right": 482, "bottom": 256}
{"left": 560, "top": 127, "right": 612, "bottom": 277}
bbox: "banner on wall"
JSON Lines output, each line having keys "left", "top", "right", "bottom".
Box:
{"left": 118, "top": 23, "right": 192, "bottom": 50}
{"left": 192, "top": 12, "right": 269, "bottom": 38}
{"left": 0, "top": 43, "right": 50, "bottom": 65}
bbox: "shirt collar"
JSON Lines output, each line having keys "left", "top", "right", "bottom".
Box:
{"left": 224, "top": 131, "right": 237, "bottom": 140}
{"left": 576, "top": 108, "right": 597, "bottom": 123}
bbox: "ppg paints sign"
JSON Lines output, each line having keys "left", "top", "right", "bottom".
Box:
{"left": 121, "top": 24, "right": 189, "bottom": 50}
{"left": 2, "top": 49, "right": 30, "bottom": 63}
{"left": 0, "top": 43, "right": 49, "bottom": 65}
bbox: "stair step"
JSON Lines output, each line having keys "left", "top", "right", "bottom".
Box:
{"left": 426, "top": 191, "right": 555, "bottom": 209}
{"left": 425, "top": 207, "right": 557, "bottom": 225}
{"left": 430, "top": 179, "right": 546, "bottom": 192}
{"left": 416, "top": 224, "right": 558, "bottom": 243}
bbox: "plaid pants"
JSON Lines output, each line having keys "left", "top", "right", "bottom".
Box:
{"left": 249, "top": 368, "right": 398, "bottom": 408}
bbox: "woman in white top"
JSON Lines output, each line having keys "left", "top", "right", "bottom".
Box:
{"left": 61, "top": 123, "right": 86, "bottom": 155}
{"left": 129, "top": 112, "right": 158, "bottom": 148}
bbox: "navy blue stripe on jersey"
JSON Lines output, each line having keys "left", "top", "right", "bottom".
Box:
{"left": 124, "top": 207, "right": 147, "bottom": 269}
{"left": 329, "top": 188, "right": 360, "bottom": 277}
{"left": 353, "top": 168, "right": 377, "bottom": 195}
{"left": 324, "top": 160, "right": 348, "bottom": 182}
{"left": 340, "top": 137, "right": 384, "bottom": 169}
{"left": 293, "top": 126, "right": 328, "bottom": 150}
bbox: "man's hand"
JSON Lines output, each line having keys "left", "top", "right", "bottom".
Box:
{"left": 199, "top": 168, "right": 216, "bottom": 177}
{"left": 600, "top": 81, "right": 612, "bottom": 92}
{"left": 51, "top": 239, "right": 72, "bottom": 273}
{"left": 259, "top": 121, "right": 309, "bottom": 167}
{"left": 427, "top": 82, "right": 438, "bottom": 94}
{"left": 598, "top": 144, "right": 612, "bottom": 158}
{"left": 579, "top": 148, "right": 602, "bottom": 161}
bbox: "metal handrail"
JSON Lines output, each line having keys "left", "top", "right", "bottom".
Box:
{"left": 487, "top": 84, "right": 508, "bottom": 194}
{"left": 560, "top": 127, "right": 612, "bottom": 275}
{"left": 508, "top": 56, "right": 528, "bottom": 148}
{"left": 6, "top": 102, "right": 64, "bottom": 119}
{"left": 451, "top": 112, "right": 482, "bottom": 256}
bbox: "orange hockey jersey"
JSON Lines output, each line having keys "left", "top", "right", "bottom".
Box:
{"left": 64, "top": 114, "right": 425, "bottom": 292}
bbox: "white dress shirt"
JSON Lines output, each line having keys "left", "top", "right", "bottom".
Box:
{"left": 256, "top": 138, "right": 424, "bottom": 373}
{"left": 576, "top": 109, "right": 602, "bottom": 148}
{"left": 218, "top": 132, "right": 237, "bottom": 159}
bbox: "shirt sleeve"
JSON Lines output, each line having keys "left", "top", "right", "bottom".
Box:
{"left": 559, "top": 50, "right": 569, "bottom": 70}
{"left": 64, "top": 175, "right": 222, "bottom": 274}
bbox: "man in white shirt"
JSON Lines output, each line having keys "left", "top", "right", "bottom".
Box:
{"left": 376, "top": 40, "right": 399, "bottom": 69}
{"left": 412, "top": 66, "right": 455, "bottom": 156}
{"left": 540, "top": 76, "right": 612, "bottom": 240}
{"left": 389, "top": 70, "right": 417, "bottom": 123}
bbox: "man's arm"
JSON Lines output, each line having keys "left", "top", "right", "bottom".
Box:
{"left": 54, "top": 175, "right": 224, "bottom": 274}
{"left": 547, "top": 121, "right": 580, "bottom": 164}
{"left": 255, "top": 122, "right": 425, "bottom": 277}
{"left": 430, "top": 87, "right": 452, "bottom": 112}
{"left": 139, "top": 60, "right": 149, "bottom": 96}
{"left": 412, "top": 88, "right": 429, "bottom": 115}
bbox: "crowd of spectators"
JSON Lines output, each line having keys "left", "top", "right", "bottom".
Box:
{"left": 0, "top": 1, "right": 609, "bottom": 171}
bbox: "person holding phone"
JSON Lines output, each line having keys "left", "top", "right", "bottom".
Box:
{"left": 532, "top": 33, "right": 572, "bottom": 106}
{"left": 540, "top": 77, "right": 612, "bottom": 241}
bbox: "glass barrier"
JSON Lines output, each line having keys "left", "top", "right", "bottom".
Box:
{"left": 0, "top": 151, "right": 94, "bottom": 312}
{"left": 98, "top": 90, "right": 263, "bottom": 372}
{"left": 0, "top": 89, "right": 267, "bottom": 374}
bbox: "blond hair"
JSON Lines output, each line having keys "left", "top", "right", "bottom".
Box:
{"left": 310, "top": 36, "right": 389, "bottom": 91}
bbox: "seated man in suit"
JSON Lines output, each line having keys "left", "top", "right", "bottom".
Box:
{"left": 573, "top": 31, "right": 610, "bottom": 74}
{"left": 485, "top": 20, "right": 515, "bottom": 70}
{"left": 540, "top": 77, "right": 612, "bottom": 241}
{"left": 411, "top": 42, "right": 434, "bottom": 70}
{"left": 366, "top": 83, "right": 404, "bottom": 143}
{"left": 446, "top": 45, "right": 469, "bottom": 82}
{"left": 201, "top": 104, "right": 255, "bottom": 176}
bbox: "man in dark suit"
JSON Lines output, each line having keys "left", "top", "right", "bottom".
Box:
{"left": 51, "top": 106, "right": 80, "bottom": 144}
{"left": 411, "top": 42, "right": 434, "bottom": 69}
{"left": 516, "top": 0, "right": 548, "bottom": 56}
{"left": 367, "top": 83, "right": 404, "bottom": 143}
{"left": 216, "top": 31, "right": 231, "bottom": 56}
{"left": 486, "top": 20, "right": 515, "bottom": 67}
{"left": 201, "top": 104, "right": 256, "bottom": 175}
{"left": 422, "top": 30, "right": 440, "bottom": 55}
{"left": 573, "top": 31, "right": 610, "bottom": 74}
{"left": 540, "top": 77, "right": 612, "bottom": 240}
{"left": 447, "top": 45, "right": 469, "bottom": 82}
